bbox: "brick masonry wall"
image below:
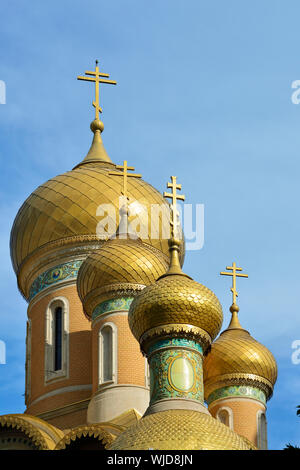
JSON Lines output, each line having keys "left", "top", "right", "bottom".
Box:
{"left": 209, "top": 398, "right": 265, "bottom": 447}
{"left": 42, "top": 408, "right": 88, "bottom": 432}
{"left": 26, "top": 284, "right": 92, "bottom": 418}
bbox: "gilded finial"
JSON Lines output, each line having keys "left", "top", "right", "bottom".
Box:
{"left": 220, "top": 262, "right": 248, "bottom": 330}
{"left": 163, "top": 176, "right": 185, "bottom": 239}
{"left": 74, "top": 61, "right": 117, "bottom": 168}
{"left": 159, "top": 176, "right": 190, "bottom": 279}
{"left": 77, "top": 60, "right": 117, "bottom": 121}
{"left": 109, "top": 161, "right": 142, "bottom": 237}
{"left": 109, "top": 161, "right": 142, "bottom": 205}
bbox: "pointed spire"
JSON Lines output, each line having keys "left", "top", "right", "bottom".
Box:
{"left": 226, "top": 303, "right": 243, "bottom": 330}
{"left": 74, "top": 61, "right": 117, "bottom": 169}
{"left": 158, "top": 176, "right": 190, "bottom": 280}
{"left": 158, "top": 237, "right": 191, "bottom": 279}
{"left": 220, "top": 262, "right": 249, "bottom": 334}
{"left": 113, "top": 199, "right": 139, "bottom": 240}
{"left": 73, "top": 119, "right": 113, "bottom": 169}
{"left": 108, "top": 161, "right": 143, "bottom": 239}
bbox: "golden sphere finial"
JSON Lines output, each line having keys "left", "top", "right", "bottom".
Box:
{"left": 229, "top": 303, "right": 239, "bottom": 314}
{"left": 90, "top": 118, "right": 104, "bottom": 133}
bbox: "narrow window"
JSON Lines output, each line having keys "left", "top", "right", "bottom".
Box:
{"left": 217, "top": 409, "right": 230, "bottom": 426}
{"left": 45, "top": 297, "right": 69, "bottom": 383}
{"left": 54, "top": 307, "right": 62, "bottom": 371}
{"left": 25, "top": 320, "right": 32, "bottom": 403}
{"left": 216, "top": 407, "right": 233, "bottom": 429}
{"left": 102, "top": 326, "right": 112, "bottom": 382}
{"left": 99, "top": 323, "right": 117, "bottom": 386}
{"left": 257, "top": 411, "right": 268, "bottom": 449}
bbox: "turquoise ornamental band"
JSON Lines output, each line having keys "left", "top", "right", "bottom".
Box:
{"left": 147, "top": 338, "right": 203, "bottom": 356}
{"left": 206, "top": 385, "right": 267, "bottom": 406}
{"left": 148, "top": 338, "right": 204, "bottom": 405}
{"left": 29, "top": 260, "right": 83, "bottom": 300}
{"left": 92, "top": 297, "right": 134, "bottom": 321}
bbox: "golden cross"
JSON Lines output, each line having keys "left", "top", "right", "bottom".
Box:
{"left": 109, "top": 160, "right": 142, "bottom": 202}
{"left": 77, "top": 60, "right": 117, "bottom": 120}
{"left": 220, "top": 262, "right": 248, "bottom": 305}
{"left": 163, "top": 176, "right": 185, "bottom": 238}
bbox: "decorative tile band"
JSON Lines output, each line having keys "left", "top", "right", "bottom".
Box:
{"left": 206, "top": 385, "right": 267, "bottom": 406}
{"left": 149, "top": 346, "right": 204, "bottom": 405}
{"left": 29, "top": 260, "right": 83, "bottom": 300}
{"left": 92, "top": 297, "right": 134, "bottom": 320}
{"left": 148, "top": 338, "right": 203, "bottom": 356}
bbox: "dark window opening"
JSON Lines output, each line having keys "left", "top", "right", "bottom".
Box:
{"left": 54, "top": 306, "right": 62, "bottom": 371}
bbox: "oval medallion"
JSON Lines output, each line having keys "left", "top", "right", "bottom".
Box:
{"left": 169, "top": 356, "right": 195, "bottom": 392}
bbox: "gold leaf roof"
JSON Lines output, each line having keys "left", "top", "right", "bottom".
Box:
{"left": 128, "top": 274, "right": 223, "bottom": 346}
{"left": 109, "top": 409, "right": 256, "bottom": 450}
{"left": 10, "top": 162, "right": 180, "bottom": 279}
{"left": 54, "top": 423, "right": 114, "bottom": 450}
{"left": 0, "top": 414, "right": 64, "bottom": 450}
{"left": 203, "top": 327, "right": 278, "bottom": 400}
{"left": 77, "top": 238, "right": 169, "bottom": 318}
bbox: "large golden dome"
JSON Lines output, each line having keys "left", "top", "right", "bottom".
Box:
{"left": 77, "top": 238, "right": 169, "bottom": 318}
{"left": 10, "top": 152, "right": 186, "bottom": 299}
{"left": 203, "top": 307, "right": 277, "bottom": 400}
{"left": 10, "top": 162, "right": 172, "bottom": 272}
{"left": 109, "top": 409, "right": 255, "bottom": 450}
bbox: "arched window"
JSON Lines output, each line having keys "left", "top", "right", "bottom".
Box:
{"left": 145, "top": 358, "right": 150, "bottom": 388}
{"left": 216, "top": 407, "right": 233, "bottom": 430}
{"left": 25, "top": 320, "right": 32, "bottom": 403}
{"left": 45, "top": 298, "right": 69, "bottom": 382}
{"left": 54, "top": 306, "right": 62, "bottom": 371}
{"left": 257, "top": 411, "right": 268, "bottom": 449}
{"left": 99, "top": 323, "right": 117, "bottom": 386}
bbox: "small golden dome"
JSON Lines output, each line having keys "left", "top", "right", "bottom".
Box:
{"left": 128, "top": 239, "right": 223, "bottom": 349}
{"left": 203, "top": 306, "right": 277, "bottom": 400}
{"left": 77, "top": 238, "right": 169, "bottom": 318}
{"left": 129, "top": 275, "right": 223, "bottom": 347}
{"left": 109, "top": 409, "right": 255, "bottom": 450}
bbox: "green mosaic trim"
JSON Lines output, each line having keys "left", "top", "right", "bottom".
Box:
{"left": 29, "top": 260, "right": 83, "bottom": 300}
{"left": 148, "top": 338, "right": 203, "bottom": 356}
{"left": 206, "top": 385, "right": 266, "bottom": 406}
{"left": 92, "top": 297, "right": 134, "bottom": 320}
{"left": 149, "top": 347, "right": 204, "bottom": 405}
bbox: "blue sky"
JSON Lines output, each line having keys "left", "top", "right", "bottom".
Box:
{"left": 1, "top": 0, "right": 300, "bottom": 450}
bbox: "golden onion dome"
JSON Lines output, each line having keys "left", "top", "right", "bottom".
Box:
{"left": 109, "top": 409, "right": 255, "bottom": 450}
{"left": 77, "top": 238, "right": 169, "bottom": 318}
{"left": 10, "top": 123, "right": 184, "bottom": 298}
{"left": 203, "top": 304, "right": 278, "bottom": 400}
{"left": 128, "top": 238, "right": 223, "bottom": 351}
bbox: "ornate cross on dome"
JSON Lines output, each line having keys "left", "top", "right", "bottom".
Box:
{"left": 109, "top": 160, "right": 142, "bottom": 203}
{"left": 163, "top": 176, "right": 185, "bottom": 238}
{"left": 220, "top": 262, "right": 248, "bottom": 305}
{"left": 77, "top": 60, "right": 117, "bottom": 120}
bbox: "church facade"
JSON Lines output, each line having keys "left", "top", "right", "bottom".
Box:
{"left": 0, "top": 63, "right": 277, "bottom": 450}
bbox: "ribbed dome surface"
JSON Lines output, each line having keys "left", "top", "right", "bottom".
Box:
{"left": 77, "top": 238, "right": 169, "bottom": 317}
{"left": 203, "top": 327, "right": 277, "bottom": 399}
{"left": 128, "top": 275, "right": 223, "bottom": 343}
{"left": 10, "top": 163, "right": 178, "bottom": 274}
{"left": 109, "top": 409, "right": 255, "bottom": 450}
